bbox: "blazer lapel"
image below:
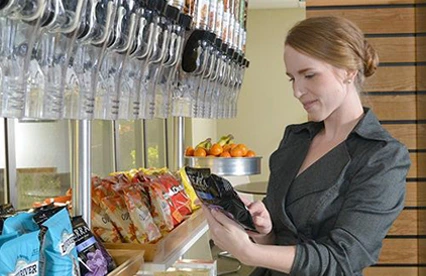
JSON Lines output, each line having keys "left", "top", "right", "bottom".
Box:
{"left": 267, "top": 136, "right": 311, "bottom": 233}
{"left": 286, "top": 143, "right": 351, "bottom": 207}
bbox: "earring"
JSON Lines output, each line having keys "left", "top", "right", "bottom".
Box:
{"left": 346, "top": 79, "right": 352, "bottom": 84}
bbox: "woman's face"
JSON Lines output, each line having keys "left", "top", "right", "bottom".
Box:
{"left": 284, "top": 45, "right": 351, "bottom": 122}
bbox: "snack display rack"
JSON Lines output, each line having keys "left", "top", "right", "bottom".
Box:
{"left": 0, "top": 0, "right": 251, "bottom": 274}
{"left": 70, "top": 121, "right": 209, "bottom": 274}
{"left": 104, "top": 208, "right": 208, "bottom": 272}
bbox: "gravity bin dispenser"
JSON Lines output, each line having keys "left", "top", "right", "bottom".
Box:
{"left": 0, "top": 0, "right": 251, "bottom": 273}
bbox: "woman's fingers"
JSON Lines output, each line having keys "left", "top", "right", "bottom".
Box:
{"left": 247, "top": 200, "right": 267, "bottom": 215}
{"left": 211, "top": 209, "right": 244, "bottom": 230}
{"left": 240, "top": 196, "right": 252, "bottom": 206}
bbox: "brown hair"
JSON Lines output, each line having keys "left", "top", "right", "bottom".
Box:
{"left": 285, "top": 16, "right": 379, "bottom": 91}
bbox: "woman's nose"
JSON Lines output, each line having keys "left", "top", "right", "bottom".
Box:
{"left": 293, "top": 81, "right": 305, "bottom": 99}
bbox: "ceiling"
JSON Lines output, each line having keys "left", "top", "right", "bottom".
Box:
{"left": 248, "top": 0, "right": 305, "bottom": 9}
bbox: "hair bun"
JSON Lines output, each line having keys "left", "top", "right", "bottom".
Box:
{"left": 363, "top": 40, "right": 379, "bottom": 78}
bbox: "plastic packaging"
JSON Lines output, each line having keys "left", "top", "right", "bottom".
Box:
{"left": 184, "top": 167, "right": 257, "bottom": 232}
{"left": 72, "top": 216, "right": 117, "bottom": 275}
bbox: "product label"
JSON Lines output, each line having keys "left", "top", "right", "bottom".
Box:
{"left": 60, "top": 232, "right": 76, "bottom": 256}
{"left": 9, "top": 260, "right": 38, "bottom": 276}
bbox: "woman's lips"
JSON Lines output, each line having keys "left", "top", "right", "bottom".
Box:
{"left": 302, "top": 100, "right": 317, "bottom": 111}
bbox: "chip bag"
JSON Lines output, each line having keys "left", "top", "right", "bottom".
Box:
{"left": 0, "top": 230, "right": 40, "bottom": 276}
{"left": 38, "top": 208, "right": 80, "bottom": 275}
{"left": 72, "top": 216, "right": 116, "bottom": 275}
{"left": 185, "top": 167, "right": 258, "bottom": 232}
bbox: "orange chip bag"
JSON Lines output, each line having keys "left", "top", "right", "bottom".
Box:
{"left": 91, "top": 201, "right": 122, "bottom": 243}
{"left": 123, "top": 185, "right": 162, "bottom": 243}
{"left": 140, "top": 178, "right": 174, "bottom": 232}
{"left": 101, "top": 195, "right": 139, "bottom": 243}
{"left": 157, "top": 171, "right": 192, "bottom": 225}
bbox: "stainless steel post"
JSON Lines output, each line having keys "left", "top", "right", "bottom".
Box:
{"left": 71, "top": 120, "right": 92, "bottom": 226}
{"left": 4, "top": 119, "right": 17, "bottom": 207}
{"left": 112, "top": 120, "right": 119, "bottom": 172}
{"left": 172, "top": 116, "right": 185, "bottom": 171}
{"left": 164, "top": 118, "right": 169, "bottom": 168}
{"left": 142, "top": 119, "right": 148, "bottom": 167}
{"left": 135, "top": 120, "right": 145, "bottom": 168}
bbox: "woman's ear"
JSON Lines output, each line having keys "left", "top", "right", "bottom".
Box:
{"left": 344, "top": 70, "right": 358, "bottom": 84}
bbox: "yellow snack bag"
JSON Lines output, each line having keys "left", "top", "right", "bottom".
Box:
{"left": 179, "top": 167, "right": 201, "bottom": 211}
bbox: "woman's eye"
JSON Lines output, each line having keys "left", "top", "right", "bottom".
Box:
{"left": 288, "top": 77, "right": 294, "bottom": 82}
{"left": 305, "top": 74, "right": 315, "bottom": 79}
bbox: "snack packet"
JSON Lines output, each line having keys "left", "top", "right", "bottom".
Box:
{"left": 101, "top": 195, "right": 139, "bottom": 243}
{"left": 0, "top": 203, "right": 15, "bottom": 216}
{"left": 157, "top": 171, "right": 192, "bottom": 223}
{"left": 123, "top": 185, "right": 162, "bottom": 243}
{"left": 72, "top": 216, "right": 116, "bottom": 275}
{"left": 0, "top": 230, "right": 40, "bottom": 276}
{"left": 38, "top": 208, "right": 80, "bottom": 275}
{"left": 179, "top": 167, "right": 201, "bottom": 211}
{"left": 2, "top": 212, "right": 39, "bottom": 235}
{"left": 140, "top": 178, "right": 174, "bottom": 232}
{"left": 91, "top": 201, "right": 122, "bottom": 243}
{"left": 185, "top": 167, "right": 258, "bottom": 232}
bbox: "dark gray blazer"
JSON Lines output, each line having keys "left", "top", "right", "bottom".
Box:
{"left": 250, "top": 108, "right": 411, "bottom": 276}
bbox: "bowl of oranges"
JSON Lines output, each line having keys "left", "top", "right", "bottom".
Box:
{"left": 184, "top": 135, "right": 261, "bottom": 176}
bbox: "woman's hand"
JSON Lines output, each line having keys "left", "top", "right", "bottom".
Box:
{"left": 240, "top": 197, "right": 274, "bottom": 244}
{"left": 201, "top": 205, "right": 254, "bottom": 264}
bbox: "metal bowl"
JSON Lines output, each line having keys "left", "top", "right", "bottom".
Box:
{"left": 184, "top": 156, "right": 262, "bottom": 176}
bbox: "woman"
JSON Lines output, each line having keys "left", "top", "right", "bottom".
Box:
{"left": 202, "top": 16, "right": 411, "bottom": 275}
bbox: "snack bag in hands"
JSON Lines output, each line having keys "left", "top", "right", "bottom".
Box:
{"left": 184, "top": 167, "right": 258, "bottom": 232}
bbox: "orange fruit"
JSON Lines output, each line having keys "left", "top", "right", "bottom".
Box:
{"left": 209, "top": 143, "right": 223, "bottom": 156}
{"left": 230, "top": 143, "right": 238, "bottom": 150}
{"left": 222, "top": 144, "right": 232, "bottom": 153}
{"left": 230, "top": 147, "right": 244, "bottom": 157}
{"left": 237, "top": 144, "right": 249, "bottom": 156}
{"left": 194, "top": 147, "right": 207, "bottom": 157}
{"left": 185, "top": 146, "right": 195, "bottom": 156}
{"left": 220, "top": 151, "right": 231, "bottom": 158}
{"left": 245, "top": 150, "right": 256, "bottom": 157}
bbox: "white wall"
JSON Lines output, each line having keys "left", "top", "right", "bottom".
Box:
{"left": 0, "top": 120, "right": 4, "bottom": 168}
{"left": 14, "top": 120, "right": 70, "bottom": 173}
{"left": 216, "top": 8, "right": 307, "bottom": 183}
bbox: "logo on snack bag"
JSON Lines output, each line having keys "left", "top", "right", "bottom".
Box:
{"left": 9, "top": 260, "right": 38, "bottom": 276}
{"left": 59, "top": 232, "right": 76, "bottom": 256}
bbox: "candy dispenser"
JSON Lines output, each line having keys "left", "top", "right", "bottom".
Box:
{"left": 0, "top": 0, "right": 45, "bottom": 118}
{"left": 96, "top": 0, "right": 138, "bottom": 120}
{"left": 69, "top": 0, "right": 116, "bottom": 120}
{"left": 171, "top": 0, "right": 212, "bottom": 117}
{"left": 201, "top": 37, "right": 222, "bottom": 118}
{"left": 154, "top": 8, "right": 191, "bottom": 118}
{"left": 123, "top": 0, "right": 157, "bottom": 120}
{"left": 25, "top": 0, "right": 85, "bottom": 119}
{"left": 139, "top": 0, "right": 174, "bottom": 119}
